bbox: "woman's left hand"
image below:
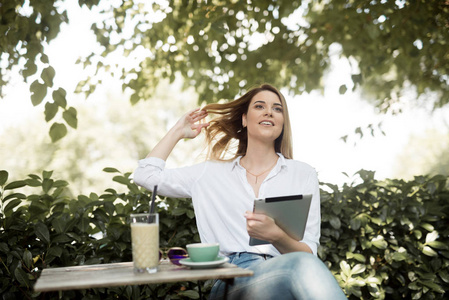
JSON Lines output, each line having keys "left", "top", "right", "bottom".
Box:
{"left": 245, "top": 211, "right": 284, "bottom": 243}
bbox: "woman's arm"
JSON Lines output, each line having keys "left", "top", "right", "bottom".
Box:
{"left": 245, "top": 212, "right": 313, "bottom": 254}
{"left": 146, "top": 108, "right": 209, "bottom": 160}
{"left": 133, "top": 108, "right": 209, "bottom": 194}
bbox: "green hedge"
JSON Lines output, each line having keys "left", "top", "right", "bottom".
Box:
{"left": 320, "top": 170, "right": 449, "bottom": 299}
{"left": 0, "top": 169, "right": 448, "bottom": 299}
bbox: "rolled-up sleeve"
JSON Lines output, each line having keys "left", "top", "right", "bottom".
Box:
{"left": 133, "top": 157, "right": 206, "bottom": 199}
{"left": 133, "top": 157, "right": 166, "bottom": 190}
{"left": 301, "top": 169, "right": 321, "bottom": 256}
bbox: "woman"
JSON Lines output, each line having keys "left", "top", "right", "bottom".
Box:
{"left": 134, "top": 84, "right": 346, "bottom": 299}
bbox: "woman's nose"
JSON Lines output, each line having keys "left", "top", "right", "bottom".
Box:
{"left": 264, "top": 109, "right": 273, "bottom": 116}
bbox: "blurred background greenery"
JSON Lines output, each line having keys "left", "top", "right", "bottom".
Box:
{"left": 0, "top": 0, "right": 448, "bottom": 184}
{"left": 1, "top": 0, "right": 448, "bottom": 195}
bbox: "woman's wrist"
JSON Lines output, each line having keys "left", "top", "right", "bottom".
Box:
{"left": 169, "top": 123, "right": 185, "bottom": 141}
{"left": 271, "top": 230, "right": 313, "bottom": 254}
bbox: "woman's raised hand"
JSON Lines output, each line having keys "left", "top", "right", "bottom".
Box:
{"left": 176, "top": 108, "right": 210, "bottom": 139}
{"left": 145, "top": 108, "right": 209, "bottom": 160}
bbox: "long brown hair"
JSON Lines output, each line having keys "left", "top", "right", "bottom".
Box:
{"left": 203, "top": 84, "right": 293, "bottom": 161}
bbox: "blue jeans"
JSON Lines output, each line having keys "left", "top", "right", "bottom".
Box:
{"left": 209, "top": 252, "right": 346, "bottom": 300}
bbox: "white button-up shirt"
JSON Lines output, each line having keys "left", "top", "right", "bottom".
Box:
{"left": 133, "top": 153, "right": 321, "bottom": 257}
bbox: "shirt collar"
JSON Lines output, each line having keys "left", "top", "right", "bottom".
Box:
{"left": 231, "top": 156, "right": 243, "bottom": 172}
{"left": 231, "top": 153, "right": 287, "bottom": 171}
{"left": 274, "top": 153, "right": 287, "bottom": 174}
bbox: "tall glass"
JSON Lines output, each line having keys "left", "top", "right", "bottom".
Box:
{"left": 131, "top": 213, "right": 159, "bottom": 274}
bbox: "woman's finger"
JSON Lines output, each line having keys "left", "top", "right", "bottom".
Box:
{"left": 245, "top": 211, "right": 267, "bottom": 222}
{"left": 188, "top": 109, "right": 208, "bottom": 122}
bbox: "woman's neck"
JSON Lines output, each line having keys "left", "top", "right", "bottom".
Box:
{"left": 242, "top": 142, "right": 278, "bottom": 171}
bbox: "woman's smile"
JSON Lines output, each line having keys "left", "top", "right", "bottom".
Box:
{"left": 259, "top": 120, "right": 275, "bottom": 126}
{"left": 243, "top": 90, "right": 284, "bottom": 142}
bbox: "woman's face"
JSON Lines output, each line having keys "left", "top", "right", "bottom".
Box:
{"left": 242, "top": 90, "right": 285, "bottom": 144}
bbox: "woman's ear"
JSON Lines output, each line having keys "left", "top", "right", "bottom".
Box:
{"left": 242, "top": 114, "right": 247, "bottom": 128}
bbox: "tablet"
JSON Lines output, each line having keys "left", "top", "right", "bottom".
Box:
{"left": 249, "top": 194, "right": 312, "bottom": 246}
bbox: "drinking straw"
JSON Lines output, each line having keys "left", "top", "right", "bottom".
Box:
{"left": 150, "top": 185, "right": 158, "bottom": 214}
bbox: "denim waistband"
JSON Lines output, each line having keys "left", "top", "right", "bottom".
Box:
{"left": 228, "top": 251, "right": 273, "bottom": 260}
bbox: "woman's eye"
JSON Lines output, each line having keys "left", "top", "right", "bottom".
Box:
{"left": 274, "top": 107, "right": 283, "bottom": 113}
{"left": 255, "top": 104, "right": 264, "bottom": 109}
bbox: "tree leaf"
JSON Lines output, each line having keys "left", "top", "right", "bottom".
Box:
{"left": 103, "top": 167, "right": 120, "bottom": 173}
{"left": 351, "top": 264, "right": 366, "bottom": 275}
{"left": 14, "top": 267, "right": 30, "bottom": 288}
{"left": 44, "top": 102, "right": 59, "bottom": 122}
{"left": 62, "top": 107, "right": 78, "bottom": 129}
{"left": 22, "top": 249, "right": 32, "bottom": 269}
{"left": 47, "top": 246, "right": 63, "bottom": 258}
{"left": 0, "top": 170, "right": 8, "bottom": 185}
{"left": 49, "top": 122, "right": 68, "bottom": 142}
{"left": 392, "top": 251, "right": 408, "bottom": 261}
{"left": 427, "top": 241, "right": 449, "bottom": 250}
{"left": 422, "top": 246, "right": 438, "bottom": 257}
{"left": 420, "top": 223, "right": 435, "bottom": 231}
{"left": 41, "top": 66, "right": 55, "bottom": 87}
{"left": 40, "top": 53, "right": 49, "bottom": 64}
{"left": 113, "top": 176, "right": 130, "bottom": 185}
{"left": 53, "top": 179, "right": 68, "bottom": 187}
{"left": 371, "top": 236, "right": 388, "bottom": 249}
{"left": 172, "top": 207, "right": 187, "bottom": 216}
{"left": 23, "top": 60, "right": 37, "bottom": 77}
{"left": 3, "top": 193, "right": 26, "bottom": 201}
{"left": 0, "top": 242, "right": 9, "bottom": 254}
{"left": 42, "top": 178, "right": 53, "bottom": 193}
{"left": 25, "top": 178, "right": 42, "bottom": 187}
{"left": 52, "top": 88, "right": 67, "bottom": 108}
{"left": 186, "top": 210, "right": 195, "bottom": 219}
{"left": 30, "top": 80, "right": 47, "bottom": 106}
{"left": 35, "top": 222, "right": 50, "bottom": 244}
{"left": 340, "top": 260, "right": 351, "bottom": 277}
{"left": 421, "top": 280, "right": 445, "bottom": 293}
{"left": 439, "top": 270, "right": 449, "bottom": 283}
{"left": 43, "top": 170, "right": 53, "bottom": 179}
{"left": 130, "top": 93, "right": 140, "bottom": 105}
{"left": 355, "top": 127, "right": 363, "bottom": 138}
{"left": 365, "top": 276, "right": 381, "bottom": 285}
{"left": 350, "top": 217, "right": 361, "bottom": 230}
{"left": 346, "top": 252, "right": 365, "bottom": 263}
{"left": 77, "top": 217, "right": 90, "bottom": 232}
{"left": 29, "top": 200, "right": 49, "bottom": 215}
{"left": 52, "top": 218, "right": 65, "bottom": 234}
{"left": 347, "top": 277, "right": 366, "bottom": 287}
{"left": 425, "top": 231, "right": 438, "bottom": 244}
{"left": 4, "top": 180, "right": 26, "bottom": 190}
{"left": 4, "top": 199, "right": 22, "bottom": 214}
{"left": 329, "top": 215, "right": 341, "bottom": 229}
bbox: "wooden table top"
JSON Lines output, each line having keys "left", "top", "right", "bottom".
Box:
{"left": 34, "top": 260, "right": 253, "bottom": 292}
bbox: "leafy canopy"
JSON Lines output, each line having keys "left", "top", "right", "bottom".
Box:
{"left": 1, "top": 0, "right": 448, "bottom": 141}
{"left": 84, "top": 0, "right": 449, "bottom": 110}
{"left": 0, "top": 0, "right": 99, "bottom": 142}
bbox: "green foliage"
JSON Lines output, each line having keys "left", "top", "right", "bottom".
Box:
{"left": 1, "top": 168, "right": 448, "bottom": 299}
{"left": 308, "top": 0, "right": 449, "bottom": 112}
{"left": 0, "top": 0, "right": 66, "bottom": 90}
{"left": 319, "top": 170, "right": 449, "bottom": 299}
{"left": 0, "top": 168, "right": 204, "bottom": 299}
{"left": 0, "top": 0, "right": 99, "bottom": 142}
{"left": 84, "top": 0, "right": 449, "bottom": 111}
{"left": 2, "top": 0, "right": 449, "bottom": 142}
